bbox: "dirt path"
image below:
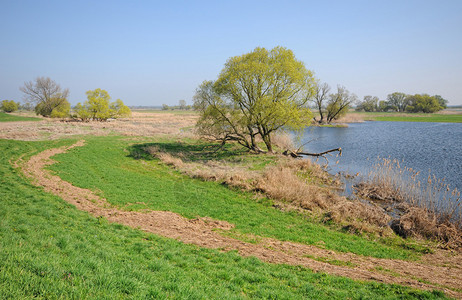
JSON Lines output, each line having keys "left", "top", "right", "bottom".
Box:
{"left": 21, "top": 141, "right": 462, "bottom": 298}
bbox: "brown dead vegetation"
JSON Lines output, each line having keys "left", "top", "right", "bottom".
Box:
{"left": 355, "top": 158, "right": 462, "bottom": 250}
{"left": 0, "top": 111, "right": 198, "bottom": 140}
{"left": 145, "top": 146, "right": 392, "bottom": 235}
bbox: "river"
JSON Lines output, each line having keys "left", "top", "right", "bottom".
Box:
{"left": 300, "top": 121, "right": 462, "bottom": 194}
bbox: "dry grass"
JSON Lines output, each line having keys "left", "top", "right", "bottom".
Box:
{"left": 334, "top": 113, "right": 365, "bottom": 123}
{"left": 145, "top": 146, "right": 392, "bottom": 235}
{"left": 355, "top": 158, "right": 462, "bottom": 248}
{"left": 0, "top": 111, "right": 199, "bottom": 141}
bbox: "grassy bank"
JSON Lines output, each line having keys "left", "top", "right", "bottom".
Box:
{"left": 0, "top": 112, "right": 41, "bottom": 122}
{"left": 348, "top": 111, "right": 462, "bottom": 123}
{"left": 47, "top": 136, "right": 432, "bottom": 260}
{"left": 0, "top": 138, "right": 447, "bottom": 299}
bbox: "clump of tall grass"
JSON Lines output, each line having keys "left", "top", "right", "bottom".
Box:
{"left": 355, "top": 158, "right": 461, "bottom": 248}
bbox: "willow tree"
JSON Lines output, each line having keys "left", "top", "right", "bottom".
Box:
{"left": 75, "top": 89, "right": 131, "bottom": 121}
{"left": 194, "top": 46, "right": 315, "bottom": 153}
{"left": 20, "top": 77, "right": 70, "bottom": 117}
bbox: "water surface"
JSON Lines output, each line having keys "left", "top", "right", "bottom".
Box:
{"left": 301, "top": 121, "right": 462, "bottom": 192}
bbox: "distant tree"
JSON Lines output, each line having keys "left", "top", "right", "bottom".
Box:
{"left": 433, "top": 95, "right": 448, "bottom": 109}
{"left": 49, "top": 100, "right": 70, "bottom": 118}
{"left": 325, "top": 86, "right": 357, "bottom": 123}
{"left": 0, "top": 100, "right": 19, "bottom": 113}
{"left": 356, "top": 95, "right": 379, "bottom": 112}
{"left": 377, "top": 100, "right": 389, "bottom": 112}
{"left": 19, "top": 102, "right": 34, "bottom": 111}
{"left": 386, "top": 92, "right": 408, "bottom": 112}
{"left": 405, "top": 94, "right": 443, "bottom": 113}
{"left": 179, "top": 99, "right": 187, "bottom": 110}
{"left": 194, "top": 46, "right": 315, "bottom": 153}
{"left": 311, "top": 82, "right": 330, "bottom": 124}
{"left": 162, "top": 104, "right": 169, "bottom": 110}
{"left": 110, "top": 99, "right": 131, "bottom": 118}
{"left": 20, "top": 77, "right": 70, "bottom": 117}
{"left": 76, "top": 89, "right": 130, "bottom": 121}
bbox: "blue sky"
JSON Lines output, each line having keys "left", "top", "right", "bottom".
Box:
{"left": 1, "top": 0, "right": 461, "bottom": 106}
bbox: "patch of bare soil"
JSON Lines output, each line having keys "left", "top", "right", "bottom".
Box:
{"left": 20, "top": 141, "right": 462, "bottom": 298}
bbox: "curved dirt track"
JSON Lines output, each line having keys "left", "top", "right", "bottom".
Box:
{"left": 21, "top": 141, "right": 462, "bottom": 298}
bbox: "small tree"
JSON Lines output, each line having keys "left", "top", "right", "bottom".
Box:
{"left": 386, "top": 92, "right": 408, "bottom": 112}
{"left": 325, "top": 86, "right": 357, "bottom": 123}
{"left": 311, "top": 82, "right": 330, "bottom": 124}
{"left": 433, "top": 95, "right": 448, "bottom": 109}
{"left": 377, "top": 100, "right": 389, "bottom": 112}
{"left": 76, "top": 89, "right": 130, "bottom": 121}
{"left": 20, "top": 77, "right": 70, "bottom": 117}
{"left": 110, "top": 99, "right": 131, "bottom": 118}
{"left": 0, "top": 100, "right": 19, "bottom": 113}
{"left": 194, "top": 46, "right": 315, "bottom": 153}
{"left": 356, "top": 95, "right": 379, "bottom": 112}
{"left": 179, "top": 99, "right": 187, "bottom": 110}
{"left": 162, "top": 104, "right": 169, "bottom": 110}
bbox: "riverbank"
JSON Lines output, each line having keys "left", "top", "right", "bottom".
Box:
{"left": 343, "top": 110, "right": 462, "bottom": 123}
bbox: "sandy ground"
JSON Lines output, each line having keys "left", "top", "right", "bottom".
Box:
{"left": 19, "top": 140, "right": 462, "bottom": 298}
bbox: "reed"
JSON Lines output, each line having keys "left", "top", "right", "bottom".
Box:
{"left": 356, "top": 158, "right": 462, "bottom": 247}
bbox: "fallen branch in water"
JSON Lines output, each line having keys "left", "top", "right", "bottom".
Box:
{"left": 282, "top": 148, "right": 342, "bottom": 165}
{"left": 283, "top": 148, "right": 342, "bottom": 158}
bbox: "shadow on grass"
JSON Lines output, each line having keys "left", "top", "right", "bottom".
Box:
{"left": 127, "top": 140, "right": 251, "bottom": 163}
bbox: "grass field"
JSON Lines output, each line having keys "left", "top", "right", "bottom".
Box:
{"left": 0, "top": 138, "right": 447, "bottom": 299}
{"left": 47, "top": 136, "right": 432, "bottom": 260}
{"left": 0, "top": 112, "right": 41, "bottom": 122}
{"left": 347, "top": 111, "right": 462, "bottom": 123}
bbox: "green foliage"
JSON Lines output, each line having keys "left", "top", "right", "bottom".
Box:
{"left": 433, "top": 95, "right": 448, "bottom": 109}
{"left": 50, "top": 99, "right": 71, "bottom": 118}
{"left": 377, "top": 100, "right": 389, "bottom": 112}
{"left": 0, "top": 100, "right": 19, "bottom": 113}
{"left": 355, "top": 96, "right": 379, "bottom": 112}
{"left": 162, "top": 104, "right": 170, "bottom": 110}
{"left": 387, "top": 92, "right": 408, "bottom": 112}
{"left": 20, "top": 77, "right": 70, "bottom": 117}
{"left": 76, "top": 89, "right": 131, "bottom": 121}
{"left": 35, "top": 96, "right": 70, "bottom": 118}
{"left": 406, "top": 94, "right": 444, "bottom": 113}
{"left": 325, "top": 86, "right": 357, "bottom": 123}
{"left": 194, "top": 46, "right": 315, "bottom": 152}
{"left": 384, "top": 93, "right": 447, "bottom": 114}
{"left": 109, "top": 99, "right": 131, "bottom": 118}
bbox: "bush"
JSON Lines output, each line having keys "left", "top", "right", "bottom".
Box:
{"left": 75, "top": 89, "right": 131, "bottom": 121}
{"left": 1, "top": 100, "right": 19, "bottom": 113}
{"left": 35, "top": 97, "right": 70, "bottom": 118}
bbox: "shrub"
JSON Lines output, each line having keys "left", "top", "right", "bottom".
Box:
{"left": 76, "top": 89, "right": 131, "bottom": 121}
{"left": 1, "top": 100, "right": 19, "bottom": 113}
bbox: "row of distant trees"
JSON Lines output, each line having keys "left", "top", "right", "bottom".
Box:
{"left": 355, "top": 92, "right": 448, "bottom": 113}
{"left": 162, "top": 99, "right": 193, "bottom": 111}
{"left": 6, "top": 77, "right": 131, "bottom": 121}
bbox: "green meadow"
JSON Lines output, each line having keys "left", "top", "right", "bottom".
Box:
{"left": 0, "top": 112, "right": 42, "bottom": 122}
{"left": 350, "top": 111, "right": 462, "bottom": 123}
{"left": 0, "top": 137, "right": 448, "bottom": 298}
